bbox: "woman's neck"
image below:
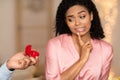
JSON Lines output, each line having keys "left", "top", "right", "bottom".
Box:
{"left": 71, "top": 33, "right": 91, "bottom": 55}
{"left": 72, "top": 33, "right": 91, "bottom": 44}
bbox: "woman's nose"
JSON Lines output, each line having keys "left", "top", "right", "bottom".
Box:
{"left": 75, "top": 18, "right": 80, "bottom": 26}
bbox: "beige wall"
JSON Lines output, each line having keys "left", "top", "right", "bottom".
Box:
{"left": 0, "top": 0, "right": 16, "bottom": 64}
{"left": 112, "top": 0, "right": 120, "bottom": 76}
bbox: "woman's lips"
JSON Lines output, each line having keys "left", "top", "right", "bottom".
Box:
{"left": 75, "top": 27, "right": 85, "bottom": 32}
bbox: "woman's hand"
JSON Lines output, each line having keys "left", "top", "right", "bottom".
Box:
{"left": 77, "top": 33, "right": 92, "bottom": 62}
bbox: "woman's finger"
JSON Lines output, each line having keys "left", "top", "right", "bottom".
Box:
{"left": 77, "top": 32, "right": 84, "bottom": 46}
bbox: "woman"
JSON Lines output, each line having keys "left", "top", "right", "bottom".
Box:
{"left": 45, "top": 0, "right": 113, "bottom": 80}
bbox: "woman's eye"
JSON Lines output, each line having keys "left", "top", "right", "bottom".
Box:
{"left": 68, "top": 18, "right": 73, "bottom": 22}
{"left": 80, "top": 15, "right": 86, "bottom": 19}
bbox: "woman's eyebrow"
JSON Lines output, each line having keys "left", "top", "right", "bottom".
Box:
{"left": 78, "top": 10, "right": 86, "bottom": 14}
{"left": 66, "top": 10, "right": 86, "bottom": 18}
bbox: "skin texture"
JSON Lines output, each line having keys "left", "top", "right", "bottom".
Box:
{"left": 60, "top": 5, "right": 93, "bottom": 80}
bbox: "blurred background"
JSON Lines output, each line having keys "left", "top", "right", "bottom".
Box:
{"left": 0, "top": 0, "right": 120, "bottom": 80}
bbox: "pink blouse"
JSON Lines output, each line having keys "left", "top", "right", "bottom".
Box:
{"left": 45, "top": 34, "right": 113, "bottom": 80}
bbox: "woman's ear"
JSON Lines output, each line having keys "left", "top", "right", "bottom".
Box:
{"left": 90, "top": 12, "right": 93, "bottom": 21}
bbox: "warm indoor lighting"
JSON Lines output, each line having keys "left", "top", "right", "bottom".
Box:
{"left": 94, "top": 0, "right": 118, "bottom": 43}
{"left": 94, "top": 0, "right": 119, "bottom": 80}
{"left": 108, "top": 70, "right": 120, "bottom": 80}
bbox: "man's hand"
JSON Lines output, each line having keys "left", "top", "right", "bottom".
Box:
{"left": 6, "top": 52, "right": 39, "bottom": 70}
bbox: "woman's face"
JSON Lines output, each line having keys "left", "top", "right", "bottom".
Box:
{"left": 65, "top": 5, "right": 93, "bottom": 36}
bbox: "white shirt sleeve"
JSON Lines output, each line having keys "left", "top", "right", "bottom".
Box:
{"left": 0, "top": 62, "right": 14, "bottom": 80}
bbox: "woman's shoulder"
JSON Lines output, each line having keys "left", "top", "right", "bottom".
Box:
{"left": 92, "top": 39, "right": 113, "bottom": 60}
{"left": 47, "top": 34, "right": 71, "bottom": 45}
{"left": 92, "top": 39, "right": 113, "bottom": 50}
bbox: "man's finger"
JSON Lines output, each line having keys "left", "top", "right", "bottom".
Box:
{"left": 29, "top": 57, "right": 38, "bottom": 65}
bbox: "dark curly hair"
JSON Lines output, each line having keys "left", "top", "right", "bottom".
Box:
{"left": 55, "top": 0, "right": 105, "bottom": 39}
